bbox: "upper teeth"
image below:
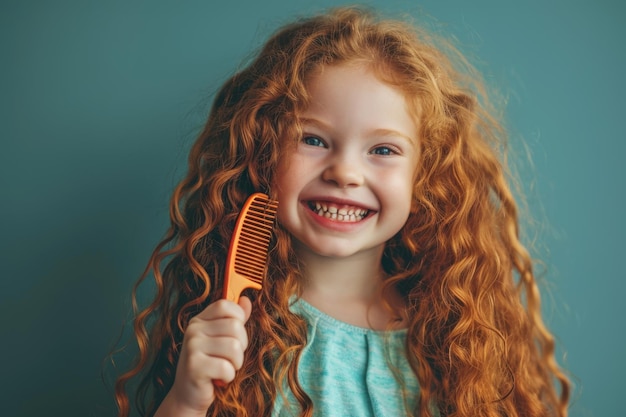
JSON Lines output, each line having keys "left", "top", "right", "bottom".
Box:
{"left": 312, "top": 202, "right": 368, "bottom": 222}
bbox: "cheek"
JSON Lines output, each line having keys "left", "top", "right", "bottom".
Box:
{"left": 274, "top": 140, "right": 300, "bottom": 186}
{"left": 274, "top": 156, "right": 307, "bottom": 213}
{"left": 275, "top": 152, "right": 314, "bottom": 190}
{"left": 380, "top": 166, "right": 414, "bottom": 194}
{"left": 275, "top": 162, "right": 295, "bottom": 196}
{"left": 379, "top": 169, "right": 415, "bottom": 218}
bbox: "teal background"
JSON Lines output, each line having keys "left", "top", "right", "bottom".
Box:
{"left": 1, "top": 0, "right": 623, "bottom": 416}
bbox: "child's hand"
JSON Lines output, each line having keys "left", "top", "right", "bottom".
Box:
{"left": 156, "top": 297, "right": 252, "bottom": 417}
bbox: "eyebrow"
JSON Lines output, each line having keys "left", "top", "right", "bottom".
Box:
{"left": 299, "top": 117, "right": 331, "bottom": 131}
{"left": 299, "top": 117, "right": 417, "bottom": 146}
{"left": 370, "top": 128, "right": 416, "bottom": 145}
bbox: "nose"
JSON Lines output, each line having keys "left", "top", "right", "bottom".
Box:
{"left": 322, "top": 156, "right": 365, "bottom": 188}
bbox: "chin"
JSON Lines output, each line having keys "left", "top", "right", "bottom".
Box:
{"left": 312, "top": 248, "right": 358, "bottom": 258}
{"left": 295, "top": 237, "right": 382, "bottom": 260}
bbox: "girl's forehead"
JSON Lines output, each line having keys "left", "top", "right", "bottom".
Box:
{"left": 299, "top": 62, "right": 422, "bottom": 124}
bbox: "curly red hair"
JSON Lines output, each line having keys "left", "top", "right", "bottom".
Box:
{"left": 115, "top": 7, "right": 570, "bottom": 417}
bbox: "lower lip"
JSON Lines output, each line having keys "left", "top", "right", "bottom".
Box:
{"left": 303, "top": 203, "right": 372, "bottom": 231}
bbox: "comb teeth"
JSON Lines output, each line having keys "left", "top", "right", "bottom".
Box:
{"left": 232, "top": 196, "right": 278, "bottom": 283}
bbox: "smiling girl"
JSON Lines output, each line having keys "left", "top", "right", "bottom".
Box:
{"left": 115, "top": 7, "right": 570, "bottom": 417}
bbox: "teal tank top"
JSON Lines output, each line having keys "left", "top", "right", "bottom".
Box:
{"left": 272, "top": 298, "right": 420, "bottom": 416}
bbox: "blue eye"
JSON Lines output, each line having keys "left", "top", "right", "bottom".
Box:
{"left": 303, "top": 136, "right": 325, "bottom": 147}
{"left": 370, "top": 146, "right": 396, "bottom": 156}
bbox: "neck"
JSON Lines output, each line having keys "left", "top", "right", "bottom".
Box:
{"left": 297, "top": 243, "right": 385, "bottom": 301}
{"left": 294, "top": 242, "right": 407, "bottom": 330}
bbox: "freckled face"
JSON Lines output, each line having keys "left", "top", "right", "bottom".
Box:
{"left": 275, "top": 64, "right": 419, "bottom": 259}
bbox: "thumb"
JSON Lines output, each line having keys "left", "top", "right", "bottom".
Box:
{"left": 238, "top": 296, "right": 253, "bottom": 322}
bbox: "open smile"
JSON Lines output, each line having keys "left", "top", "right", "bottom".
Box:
{"left": 306, "top": 200, "right": 372, "bottom": 223}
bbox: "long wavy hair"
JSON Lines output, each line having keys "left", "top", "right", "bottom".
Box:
{"left": 114, "top": 7, "right": 570, "bottom": 417}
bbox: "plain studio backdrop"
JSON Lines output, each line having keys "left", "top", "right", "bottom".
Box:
{"left": 1, "top": 0, "right": 623, "bottom": 416}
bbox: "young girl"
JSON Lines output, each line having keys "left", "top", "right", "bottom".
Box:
{"left": 115, "top": 7, "right": 570, "bottom": 417}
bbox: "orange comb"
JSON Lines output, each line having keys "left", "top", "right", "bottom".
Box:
{"left": 214, "top": 193, "right": 278, "bottom": 387}
{"left": 222, "top": 192, "right": 278, "bottom": 302}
